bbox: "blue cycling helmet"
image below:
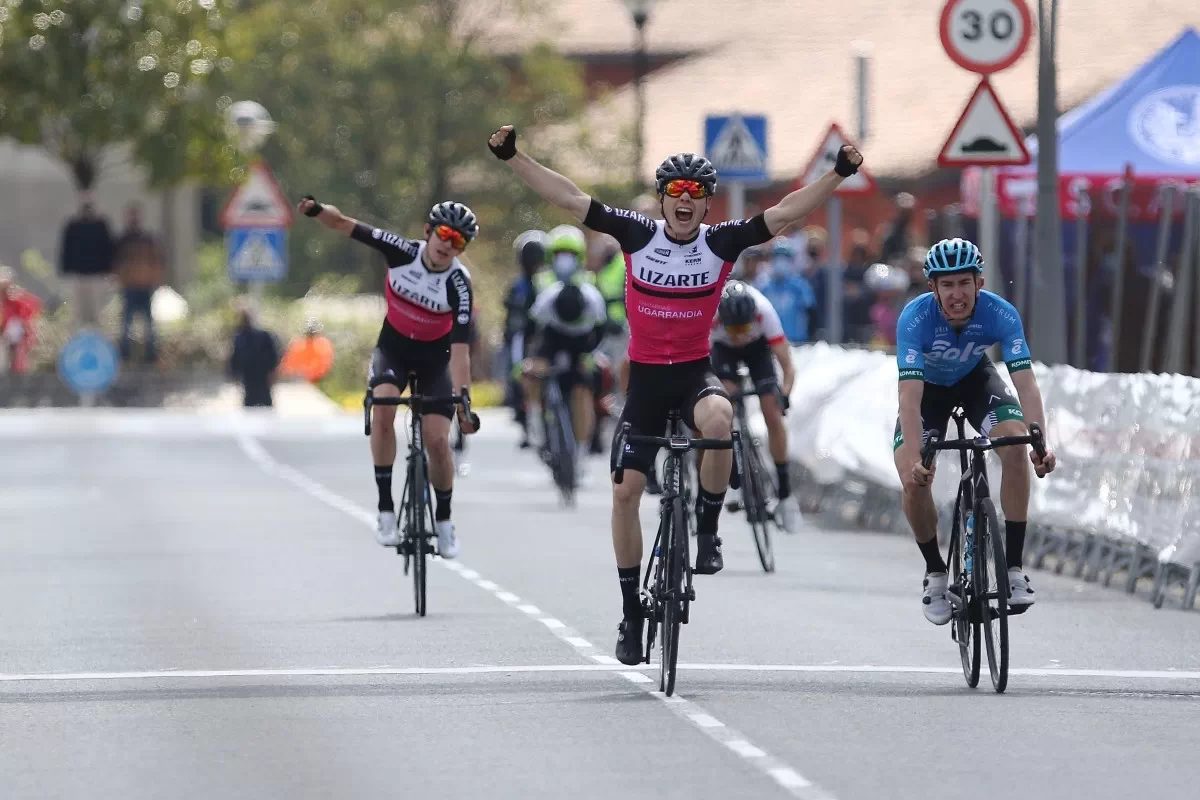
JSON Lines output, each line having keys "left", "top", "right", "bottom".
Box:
{"left": 924, "top": 238, "right": 983, "bottom": 279}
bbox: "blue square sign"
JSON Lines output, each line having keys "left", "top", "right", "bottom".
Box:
{"left": 227, "top": 227, "right": 288, "bottom": 283}
{"left": 704, "top": 114, "right": 768, "bottom": 182}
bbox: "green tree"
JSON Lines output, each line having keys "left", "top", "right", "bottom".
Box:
{"left": 0, "top": 0, "right": 239, "bottom": 189}
{"left": 225, "top": 0, "right": 601, "bottom": 301}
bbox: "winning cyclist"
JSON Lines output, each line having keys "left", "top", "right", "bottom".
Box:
{"left": 894, "top": 238, "right": 1057, "bottom": 625}
{"left": 297, "top": 195, "right": 480, "bottom": 558}
{"left": 488, "top": 123, "right": 862, "bottom": 664}
{"left": 523, "top": 276, "right": 608, "bottom": 485}
{"left": 710, "top": 279, "right": 802, "bottom": 532}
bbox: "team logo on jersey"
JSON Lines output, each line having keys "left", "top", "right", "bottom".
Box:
{"left": 928, "top": 340, "right": 990, "bottom": 363}
{"left": 1011, "top": 339, "right": 1026, "bottom": 355}
{"left": 654, "top": 248, "right": 672, "bottom": 257}
{"left": 636, "top": 266, "right": 711, "bottom": 288}
{"left": 904, "top": 349, "right": 919, "bottom": 365}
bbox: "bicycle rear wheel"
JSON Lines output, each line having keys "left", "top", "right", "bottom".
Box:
{"left": 411, "top": 454, "right": 428, "bottom": 618}
{"left": 744, "top": 436, "right": 776, "bottom": 573}
{"left": 660, "top": 461, "right": 684, "bottom": 696}
{"left": 949, "top": 497, "right": 980, "bottom": 688}
{"left": 977, "top": 498, "right": 1008, "bottom": 692}
{"left": 548, "top": 391, "right": 575, "bottom": 506}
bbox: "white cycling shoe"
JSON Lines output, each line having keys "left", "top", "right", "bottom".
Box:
{"left": 376, "top": 510, "right": 400, "bottom": 547}
{"left": 437, "top": 520, "right": 460, "bottom": 559}
{"left": 922, "top": 572, "right": 953, "bottom": 625}
{"left": 1008, "top": 568, "right": 1036, "bottom": 609}
{"left": 776, "top": 496, "right": 804, "bottom": 534}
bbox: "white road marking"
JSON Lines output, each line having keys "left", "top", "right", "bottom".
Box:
{"left": 688, "top": 713, "right": 725, "bottom": 728}
{"left": 769, "top": 768, "right": 813, "bottom": 790}
{"left": 539, "top": 618, "right": 566, "bottom": 630}
{"left": 459, "top": 568, "right": 481, "bottom": 580}
{"left": 620, "top": 671, "right": 654, "bottom": 684}
{"left": 517, "top": 604, "right": 542, "bottom": 616}
{"left": 727, "top": 740, "right": 767, "bottom": 759}
{"left": 475, "top": 580, "right": 499, "bottom": 591}
{"left": 494, "top": 591, "right": 520, "bottom": 604}
{"left": 591, "top": 655, "right": 619, "bottom": 665}
{"left": 565, "top": 637, "right": 593, "bottom": 649}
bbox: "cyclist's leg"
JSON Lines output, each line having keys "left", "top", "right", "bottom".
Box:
{"left": 704, "top": 342, "right": 740, "bottom": 477}
{"left": 893, "top": 383, "right": 953, "bottom": 569}
{"left": 418, "top": 362, "right": 460, "bottom": 557}
{"left": 368, "top": 349, "right": 405, "bottom": 545}
{"left": 744, "top": 337, "right": 791, "bottom": 499}
{"left": 685, "top": 363, "right": 733, "bottom": 574}
{"left": 962, "top": 359, "right": 1034, "bottom": 602}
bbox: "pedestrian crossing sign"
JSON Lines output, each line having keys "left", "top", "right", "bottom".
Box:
{"left": 704, "top": 114, "right": 769, "bottom": 182}
{"left": 227, "top": 227, "right": 288, "bottom": 283}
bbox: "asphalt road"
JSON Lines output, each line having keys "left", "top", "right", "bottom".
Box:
{"left": 3, "top": 409, "right": 1200, "bottom": 800}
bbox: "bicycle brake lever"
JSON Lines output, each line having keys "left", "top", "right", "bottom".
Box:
{"left": 730, "top": 430, "right": 744, "bottom": 491}
{"left": 921, "top": 432, "right": 940, "bottom": 470}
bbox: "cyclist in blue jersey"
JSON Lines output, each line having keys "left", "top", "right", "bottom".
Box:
{"left": 893, "top": 238, "right": 1057, "bottom": 625}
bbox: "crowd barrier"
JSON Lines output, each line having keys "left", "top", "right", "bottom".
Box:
{"left": 780, "top": 342, "right": 1200, "bottom": 612}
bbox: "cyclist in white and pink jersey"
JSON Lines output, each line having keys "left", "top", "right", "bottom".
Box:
{"left": 488, "top": 124, "right": 863, "bottom": 665}
{"left": 709, "top": 279, "right": 803, "bottom": 533}
{"left": 298, "top": 195, "right": 479, "bottom": 559}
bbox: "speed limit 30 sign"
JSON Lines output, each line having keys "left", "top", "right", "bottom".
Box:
{"left": 939, "top": 0, "right": 1033, "bottom": 74}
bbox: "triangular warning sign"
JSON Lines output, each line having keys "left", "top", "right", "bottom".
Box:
{"left": 219, "top": 162, "right": 295, "bottom": 229}
{"left": 231, "top": 231, "right": 285, "bottom": 277}
{"left": 709, "top": 116, "right": 766, "bottom": 173}
{"left": 938, "top": 79, "right": 1031, "bottom": 167}
{"left": 794, "top": 123, "right": 876, "bottom": 194}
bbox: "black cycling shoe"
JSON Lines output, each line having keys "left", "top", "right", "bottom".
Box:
{"left": 615, "top": 617, "right": 645, "bottom": 665}
{"left": 694, "top": 534, "right": 724, "bottom": 575}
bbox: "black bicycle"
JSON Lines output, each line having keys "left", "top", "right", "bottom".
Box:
{"left": 920, "top": 409, "right": 1045, "bottom": 693}
{"left": 364, "top": 375, "right": 477, "bottom": 617}
{"left": 727, "top": 366, "right": 787, "bottom": 573}
{"left": 614, "top": 410, "right": 744, "bottom": 696}
{"left": 536, "top": 362, "right": 578, "bottom": 506}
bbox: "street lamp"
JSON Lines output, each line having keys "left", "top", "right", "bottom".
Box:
{"left": 622, "top": 0, "right": 659, "bottom": 188}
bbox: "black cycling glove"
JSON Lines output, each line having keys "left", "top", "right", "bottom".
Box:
{"left": 302, "top": 194, "right": 323, "bottom": 217}
{"left": 834, "top": 147, "right": 860, "bottom": 178}
{"left": 489, "top": 127, "right": 517, "bottom": 161}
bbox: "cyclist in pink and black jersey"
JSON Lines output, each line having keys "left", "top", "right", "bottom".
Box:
{"left": 488, "top": 124, "right": 863, "bottom": 665}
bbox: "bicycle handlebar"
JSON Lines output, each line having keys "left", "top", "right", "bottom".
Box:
{"left": 363, "top": 386, "right": 480, "bottom": 435}
{"left": 920, "top": 422, "right": 1046, "bottom": 472}
{"left": 612, "top": 422, "right": 741, "bottom": 486}
{"left": 729, "top": 378, "right": 790, "bottom": 411}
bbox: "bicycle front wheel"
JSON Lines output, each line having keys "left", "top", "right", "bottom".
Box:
{"left": 744, "top": 436, "right": 776, "bottom": 573}
{"left": 949, "top": 495, "right": 980, "bottom": 688}
{"left": 411, "top": 455, "right": 428, "bottom": 618}
{"left": 548, "top": 394, "right": 575, "bottom": 506}
{"left": 977, "top": 498, "right": 1008, "bottom": 693}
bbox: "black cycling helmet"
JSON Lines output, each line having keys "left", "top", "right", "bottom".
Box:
{"left": 427, "top": 201, "right": 479, "bottom": 241}
{"left": 718, "top": 280, "right": 756, "bottom": 327}
{"left": 513, "top": 230, "right": 546, "bottom": 272}
{"left": 553, "top": 284, "right": 586, "bottom": 324}
{"left": 655, "top": 153, "right": 718, "bottom": 196}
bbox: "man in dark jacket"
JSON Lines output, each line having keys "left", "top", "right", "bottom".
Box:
{"left": 58, "top": 193, "right": 115, "bottom": 328}
{"left": 229, "top": 308, "right": 280, "bottom": 408}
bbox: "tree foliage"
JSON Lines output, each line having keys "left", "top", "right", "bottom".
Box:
{"left": 0, "top": 0, "right": 238, "bottom": 188}
{"left": 226, "top": 0, "right": 595, "bottom": 298}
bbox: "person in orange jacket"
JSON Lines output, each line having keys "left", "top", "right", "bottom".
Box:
{"left": 0, "top": 266, "right": 42, "bottom": 375}
{"left": 280, "top": 318, "right": 335, "bottom": 384}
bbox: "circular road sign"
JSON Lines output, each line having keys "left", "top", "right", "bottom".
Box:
{"left": 940, "top": 0, "right": 1033, "bottom": 75}
{"left": 58, "top": 329, "right": 119, "bottom": 395}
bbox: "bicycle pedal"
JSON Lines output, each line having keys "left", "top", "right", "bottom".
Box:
{"left": 725, "top": 501, "right": 743, "bottom": 512}
{"left": 1007, "top": 603, "right": 1030, "bottom": 616}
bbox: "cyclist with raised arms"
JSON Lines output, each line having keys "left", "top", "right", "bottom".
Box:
{"left": 710, "top": 279, "right": 802, "bottom": 532}
{"left": 488, "top": 123, "right": 862, "bottom": 664}
{"left": 297, "top": 195, "right": 480, "bottom": 558}
{"left": 893, "top": 238, "right": 1057, "bottom": 625}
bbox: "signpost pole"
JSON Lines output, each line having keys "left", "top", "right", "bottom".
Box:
{"left": 826, "top": 196, "right": 844, "bottom": 345}
{"left": 728, "top": 181, "right": 745, "bottom": 224}
{"left": 979, "top": 167, "right": 1000, "bottom": 295}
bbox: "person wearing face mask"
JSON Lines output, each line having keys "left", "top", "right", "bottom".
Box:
{"left": 535, "top": 225, "right": 595, "bottom": 291}
{"left": 755, "top": 238, "right": 816, "bottom": 345}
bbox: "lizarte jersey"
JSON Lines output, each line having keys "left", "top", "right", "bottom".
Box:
{"left": 582, "top": 199, "right": 773, "bottom": 364}
{"left": 351, "top": 223, "right": 474, "bottom": 361}
{"left": 894, "top": 290, "right": 1032, "bottom": 386}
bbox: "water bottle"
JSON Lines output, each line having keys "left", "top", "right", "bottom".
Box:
{"left": 964, "top": 513, "right": 975, "bottom": 576}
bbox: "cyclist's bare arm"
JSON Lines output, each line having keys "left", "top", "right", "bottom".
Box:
{"left": 770, "top": 339, "right": 796, "bottom": 394}
{"left": 762, "top": 146, "right": 863, "bottom": 235}
{"left": 1009, "top": 369, "right": 1056, "bottom": 474}
{"left": 490, "top": 126, "right": 591, "bottom": 221}
{"left": 297, "top": 197, "right": 358, "bottom": 236}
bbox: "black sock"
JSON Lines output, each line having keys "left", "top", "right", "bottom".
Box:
{"left": 696, "top": 487, "right": 726, "bottom": 537}
{"left": 435, "top": 488, "right": 452, "bottom": 522}
{"left": 1006, "top": 520, "right": 1027, "bottom": 569}
{"left": 618, "top": 566, "right": 641, "bottom": 619}
{"left": 918, "top": 536, "right": 947, "bottom": 574}
{"left": 375, "top": 466, "right": 393, "bottom": 512}
{"left": 775, "top": 462, "right": 791, "bottom": 499}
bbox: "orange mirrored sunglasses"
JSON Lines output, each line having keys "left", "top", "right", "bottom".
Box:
{"left": 663, "top": 179, "right": 709, "bottom": 199}
{"left": 724, "top": 322, "right": 754, "bottom": 336}
{"left": 433, "top": 224, "right": 468, "bottom": 249}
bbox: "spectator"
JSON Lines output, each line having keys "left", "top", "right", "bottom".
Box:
{"left": 862, "top": 263, "right": 912, "bottom": 347}
{"left": 755, "top": 238, "right": 816, "bottom": 344}
{"left": 843, "top": 228, "right": 876, "bottom": 343}
{"left": 280, "top": 318, "right": 335, "bottom": 384}
{"left": 798, "top": 227, "right": 828, "bottom": 335}
{"left": 0, "top": 265, "right": 42, "bottom": 375}
{"left": 113, "top": 203, "right": 165, "bottom": 365}
{"left": 879, "top": 192, "right": 916, "bottom": 263}
{"left": 228, "top": 307, "right": 280, "bottom": 408}
{"left": 58, "top": 192, "right": 115, "bottom": 328}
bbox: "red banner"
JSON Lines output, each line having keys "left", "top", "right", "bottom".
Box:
{"left": 960, "top": 168, "right": 1200, "bottom": 221}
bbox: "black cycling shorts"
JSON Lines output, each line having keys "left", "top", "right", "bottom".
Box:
{"left": 535, "top": 328, "right": 597, "bottom": 392}
{"left": 892, "top": 357, "right": 1025, "bottom": 450}
{"left": 368, "top": 347, "right": 454, "bottom": 420}
{"left": 609, "top": 358, "right": 727, "bottom": 475}
{"left": 710, "top": 336, "right": 776, "bottom": 386}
